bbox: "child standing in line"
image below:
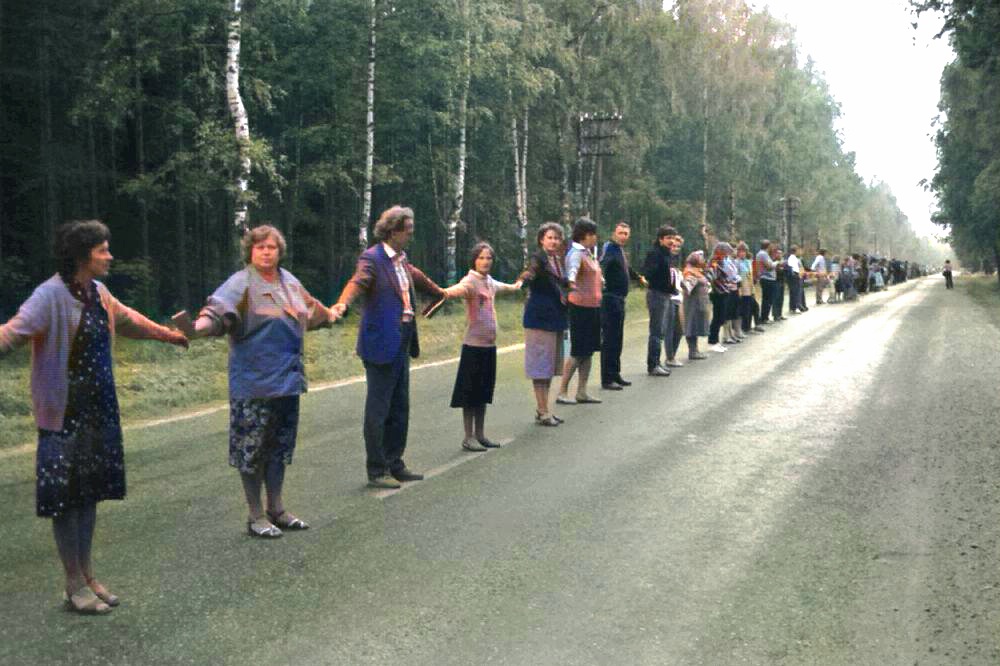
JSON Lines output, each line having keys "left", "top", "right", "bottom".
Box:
{"left": 440, "top": 242, "right": 522, "bottom": 451}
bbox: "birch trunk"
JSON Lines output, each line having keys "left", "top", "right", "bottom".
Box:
{"left": 226, "top": 0, "right": 251, "bottom": 233}
{"left": 445, "top": 0, "right": 470, "bottom": 286}
{"left": 360, "top": 0, "right": 377, "bottom": 251}
{"left": 728, "top": 182, "right": 736, "bottom": 241}
{"left": 700, "top": 83, "right": 709, "bottom": 244}
{"left": 511, "top": 104, "right": 529, "bottom": 265}
{"left": 557, "top": 116, "right": 571, "bottom": 225}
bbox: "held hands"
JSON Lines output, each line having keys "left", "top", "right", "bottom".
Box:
{"left": 164, "top": 329, "right": 189, "bottom": 349}
{"left": 329, "top": 303, "right": 348, "bottom": 322}
{"left": 513, "top": 279, "right": 524, "bottom": 290}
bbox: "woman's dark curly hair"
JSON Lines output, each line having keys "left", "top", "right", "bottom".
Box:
{"left": 55, "top": 220, "right": 110, "bottom": 282}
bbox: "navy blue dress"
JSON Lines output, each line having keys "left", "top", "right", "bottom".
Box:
{"left": 35, "top": 282, "right": 125, "bottom": 518}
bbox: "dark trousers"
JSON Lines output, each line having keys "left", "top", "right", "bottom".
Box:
{"left": 759, "top": 279, "right": 776, "bottom": 322}
{"left": 708, "top": 291, "right": 727, "bottom": 344}
{"left": 669, "top": 301, "right": 682, "bottom": 359}
{"left": 944, "top": 271, "right": 954, "bottom": 289}
{"left": 740, "top": 295, "right": 755, "bottom": 331}
{"left": 363, "top": 323, "right": 413, "bottom": 478}
{"left": 646, "top": 290, "right": 674, "bottom": 370}
{"left": 787, "top": 273, "right": 803, "bottom": 311}
{"left": 773, "top": 280, "right": 785, "bottom": 318}
{"left": 600, "top": 295, "right": 626, "bottom": 384}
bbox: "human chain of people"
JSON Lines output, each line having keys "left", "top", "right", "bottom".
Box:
{"left": 0, "top": 210, "right": 947, "bottom": 616}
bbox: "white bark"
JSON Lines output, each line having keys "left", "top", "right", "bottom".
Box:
{"left": 511, "top": 106, "right": 530, "bottom": 265}
{"left": 445, "top": 1, "right": 470, "bottom": 285}
{"left": 227, "top": 0, "right": 251, "bottom": 233}
{"left": 360, "top": 0, "right": 377, "bottom": 250}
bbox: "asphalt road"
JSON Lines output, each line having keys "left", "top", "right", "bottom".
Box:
{"left": 2, "top": 275, "right": 998, "bottom": 665}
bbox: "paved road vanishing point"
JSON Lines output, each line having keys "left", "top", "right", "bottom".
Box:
{"left": 2, "top": 275, "right": 998, "bottom": 665}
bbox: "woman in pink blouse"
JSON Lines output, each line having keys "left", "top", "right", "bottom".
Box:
{"left": 440, "top": 242, "right": 522, "bottom": 451}
{"left": 0, "top": 220, "right": 187, "bottom": 614}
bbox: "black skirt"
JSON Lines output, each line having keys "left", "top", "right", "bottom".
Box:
{"left": 569, "top": 304, "right": 601, "bottom": 357}
{"left": 450, "top": 345, "right": 497, "bottom": 408}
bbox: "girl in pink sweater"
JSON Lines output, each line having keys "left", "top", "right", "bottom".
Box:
{"left": 441, "top": 242, "right": 522, "bottom": 451}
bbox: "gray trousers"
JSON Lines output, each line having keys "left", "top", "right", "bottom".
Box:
{"left": 646, "top": 290, "right": 675, "bottom": 371}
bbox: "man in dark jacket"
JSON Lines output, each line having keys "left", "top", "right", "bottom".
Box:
{"left": 333, "top": 206, "right": 444, "bottom": 489}
{"left": 599, "top": 221, "right": 645, "bottom": 390}
{"left": 642, "top": 224, "right": 678, "bottom": 377}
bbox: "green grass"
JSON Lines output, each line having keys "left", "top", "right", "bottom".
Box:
{"left": 964, "top": 273, "right": 1000, "bottom": 330}
{"left": 0, "top": 292, "right": 650, "bottom": 451}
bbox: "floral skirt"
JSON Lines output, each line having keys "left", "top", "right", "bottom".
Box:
{"left": 36, "top": 422, "right": 125, "bottom": 518}
{"left": 229, "top": 395, "right": 300, "bottom": 474}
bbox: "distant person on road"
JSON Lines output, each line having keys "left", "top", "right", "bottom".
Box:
{"left": 811, "top": 249, "right": 829, "bottom": 305}
{"left": 666, "top": 233, "right": 687, "bottom": 367}
{"left": 707, "top": 242, "right": 737, "bottom": 352}
{"left": 681, "top": 250, "right": 710, "bottom": 360}
{"left": 599, "top": 221, "right": 646, "bottom": 389}
{"left": 736, "top": 242, "right": 762, "bottom": 335}
{"left": 786, "top": 245, "right": 807, "bottom": 313}
{"left": 557, "top": 217, "right": 604, "bottom": 406}
{"left": 190, "top": 225, "right": 334, "bottom": 537}
{"left": 0, "top": 220, "right": 188, "bottom": 614}
{"left": 756, "top": 240, "right": 776, "bottom": 324}
{"left": 642, "top": 224, "right": 679, "bottom": 377}
{"left": 439, "top": 242, "right": 522, "bottom": 451}
{"left": 943, "top": 260, "right": 954, "bottom": 289}
{"left": 332, "top": 206, "right": 445, "bottom": 489}
{"left": 829, "top": 255, "right": 842, "bottom": 303}
{"left": 520, "top": 222, "right": 569, "bottom": 427}
{"left": 771, "top": 246, "right": 787, "bottom": 320}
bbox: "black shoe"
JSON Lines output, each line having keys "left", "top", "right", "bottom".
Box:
{"left": 478, "top": 437, "right": 503, "bottom": 448}
{"left": 614, "top": 377, "right": 632, "bottom": 386}
{"left": 601, "top": 383, "right": 624, "bottom": 391}
{"left": 367, "top": 474, "right": 401, "bottom": 489}
{"left": 392, "top": 467, "right": 424, "bottom": 482}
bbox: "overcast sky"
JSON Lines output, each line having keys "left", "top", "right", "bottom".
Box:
{"left": 754, "top": 0, "right": 954, "bottom": 239}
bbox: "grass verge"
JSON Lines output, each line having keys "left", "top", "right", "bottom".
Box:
{"left": 0, "top": 292, "right": 650, "bottom": 451}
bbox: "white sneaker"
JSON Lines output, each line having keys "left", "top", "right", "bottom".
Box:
{"left": 711, "top": 343, "right": 728, "bottom": 353}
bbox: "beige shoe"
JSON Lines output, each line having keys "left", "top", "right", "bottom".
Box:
{"left": 64, "top": 586, "right": 112, "bottom": 615}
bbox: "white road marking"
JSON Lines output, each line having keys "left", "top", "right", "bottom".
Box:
{"left": 371, "top": 437, "right": 515, "bottom": 499}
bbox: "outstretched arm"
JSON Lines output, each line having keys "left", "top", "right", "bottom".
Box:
{"left": 0, "top": 287, "right": 51, "bottom": 355}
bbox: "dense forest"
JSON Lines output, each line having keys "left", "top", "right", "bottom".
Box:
{"left": 0, "top": 0, "right": 944, "bottom": 317}
{"left": 915, "top": 0, "right": 1000, "bottom": 280}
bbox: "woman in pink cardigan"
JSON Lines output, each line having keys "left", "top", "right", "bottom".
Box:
{"left": 440, "top": 242, "right": 522, "bottom": 451}
{"left": 0, "top": 220, "right": 187, "bottom": 614}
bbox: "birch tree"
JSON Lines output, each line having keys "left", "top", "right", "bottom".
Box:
{"left": 226, "top": 0, "right": 251, "bottom": 234}
{"left": 443, "top": 0, "right": 471, "bottom": 285}
{"left": 359, "top": 0, "right": 377, "bottom": 251}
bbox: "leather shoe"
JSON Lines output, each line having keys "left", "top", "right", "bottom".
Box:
{"left": 601, "top": 383, "right": 624, "bottom": 391}
{"left": 392, "top": 467, "right": 424, "bottom": 482}
{"left": 648, "top": 365, "right": 671, "bottom": 377}
{"left": 614, "top": 377, "right": 632, "bottom": 386}
{"left": 368, "top": 474, "right": 402, "bottom": 489}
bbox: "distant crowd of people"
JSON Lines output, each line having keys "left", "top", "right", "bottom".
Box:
{"left": 1, "top": 209, "right": 929, "bottom": 615}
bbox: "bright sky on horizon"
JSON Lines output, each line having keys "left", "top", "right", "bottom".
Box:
{"left": 754, "top": 0, "right": 955, "bottom": 240}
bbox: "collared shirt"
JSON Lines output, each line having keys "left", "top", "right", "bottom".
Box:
{"left": 787, "top": 254, "right": 802, "bottom": 274}
{"left": 382, "top": 242, "right": 414, "bottom": 319}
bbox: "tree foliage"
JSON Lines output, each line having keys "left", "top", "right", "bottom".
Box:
{"left": 914, "top": 0, "right": 1000, "bottom": 275}
{"left": 0, "top": 0, "right": 938, "bottom": 318}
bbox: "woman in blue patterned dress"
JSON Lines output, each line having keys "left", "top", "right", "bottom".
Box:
{"left": 188, "top": 226, "right": 335, "bottom": 538}
{"left": 0, "top": 220, "right": 188, "bottom": 614}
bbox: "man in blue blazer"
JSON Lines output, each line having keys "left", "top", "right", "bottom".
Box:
{"left": 333, "top": 206, "right": 445, "bottom": 489}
